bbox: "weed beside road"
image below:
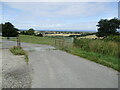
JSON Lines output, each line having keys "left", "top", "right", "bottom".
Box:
{"left": 10, "top": 46, "right": 29, "bottom": 64}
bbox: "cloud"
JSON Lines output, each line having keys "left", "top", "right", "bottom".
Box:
{"left": 4, "top": 2, "right": 115, "bottom": 18}
{"left": 55, "top": 3, "right": 113, "bottom": 18}
{"left": 2, "top": 2, "right": 117, "bottom": 31}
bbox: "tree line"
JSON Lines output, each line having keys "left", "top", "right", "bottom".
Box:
{"left": 20, "top": 29, "right": 43, "bottom": 37}
{"left": 1, "top": 17, "right": 120, "bottom": 38}
{"left": 1, "top": 22, "right": 43, "bottom": 37}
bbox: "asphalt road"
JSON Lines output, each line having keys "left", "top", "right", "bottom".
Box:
{"left": 2, "top": 39, "right": 118, "bottom": 88}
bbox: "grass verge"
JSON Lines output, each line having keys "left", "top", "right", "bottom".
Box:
{"left": 10, "top": 46, "right": 29, "bottom": 64}
{"left": 65, "top": 47, "right": 119, "bottom": 71}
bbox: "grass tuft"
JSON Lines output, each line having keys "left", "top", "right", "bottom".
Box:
{"left": 10, "top": 46, "right": 29, "bottom": 64}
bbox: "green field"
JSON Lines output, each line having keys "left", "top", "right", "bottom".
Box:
{"left": 9, "top": 35, "right": 119, "bottom": 71}
{"left": 11, "top": 35, "right": 56, "bottom": 46}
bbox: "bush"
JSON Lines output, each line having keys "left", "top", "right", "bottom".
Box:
{"left": 105, "top": 35, "right": 120, "bottom": 42}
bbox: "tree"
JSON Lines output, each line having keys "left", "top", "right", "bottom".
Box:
{"left": 20, "top": 31, "right": 26, "bottom": 35}
{"left": 26, "top": 28, "right": 35, "bottom": 35}
{"left": 96, "top": 18, "right": 120, "bottom": 38}
{"left": 2, "top": 22, "right": 18, "bottom": 37}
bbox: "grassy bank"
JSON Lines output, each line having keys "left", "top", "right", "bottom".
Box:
{"left": 10, "top": 46, "right": 29, "bottom": 64}
{"left": 74, "top": 38, "right": 119, "bottom": 57}
{"left": 65, "top": 47, "right": 118, "bottom": 71}
{"left": 72, "top": 37, "right": 119, "bottom": 71}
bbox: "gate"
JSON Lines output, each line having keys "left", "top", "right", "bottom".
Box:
{"left": 54, "top": 37, "right": 74, "bottom": 49}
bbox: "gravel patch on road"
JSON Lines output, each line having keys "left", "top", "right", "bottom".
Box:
{"left": 2, "top": 49, "right": 31, "bottom": 88}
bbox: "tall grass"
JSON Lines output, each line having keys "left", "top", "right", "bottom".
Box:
{"left": 73, "top": 38, "right": 119, "bottom": 71}
{"left": 105, "top": 35, "right": 120, "bottom": 42}
{"left": 74, "top": 38, "right": 118, "bottom": 57}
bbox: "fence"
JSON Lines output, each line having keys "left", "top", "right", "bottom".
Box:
{"left": 54, "top": 37, "right": 74, "bottom": 49}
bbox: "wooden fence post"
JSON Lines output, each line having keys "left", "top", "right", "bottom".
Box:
{"left": 17, "top": 36, "right": 21, "bottom": 48}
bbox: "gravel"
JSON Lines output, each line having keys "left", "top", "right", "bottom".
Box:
{"left": 2, "top": 49, "right": 31, "bottom": 88}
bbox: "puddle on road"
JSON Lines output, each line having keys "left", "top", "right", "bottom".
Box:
{"left": 24, "top": 47, "right": 56, "bottom": 52}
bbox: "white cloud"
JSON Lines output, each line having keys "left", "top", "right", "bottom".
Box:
{"left": 55, "top": 3, "right": 112, "bottom": 18}
{"left": 4, "top": 2, "right": 114, "bottom": 18}
{"left": 2, "top": 2, "right": 117, "bottom": 31}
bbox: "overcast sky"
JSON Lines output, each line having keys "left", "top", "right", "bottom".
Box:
{"left": 1, "top": 2, "right": 118, "bottom": 31}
